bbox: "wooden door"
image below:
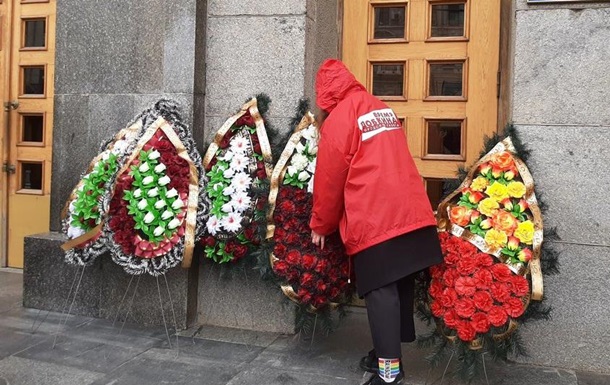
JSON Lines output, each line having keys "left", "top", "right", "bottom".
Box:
{"left": 342, "top": 0, "right": 500, "bottom": 208}
{"left": 0, "top": 0, "right": 56, "bottom": 268}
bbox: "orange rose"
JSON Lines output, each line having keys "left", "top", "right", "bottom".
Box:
{"left": 490, "top": 151, "right": 516, "bottom": 171}
{"left": 450, "top": 206, "right": 472, "bottom": 227}
{"left": 492, "top": 210, "right": 519, "bottom": 235}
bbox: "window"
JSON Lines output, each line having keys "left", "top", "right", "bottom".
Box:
{"left": 20, "top": 114, "right": 45, "bottom": 144}
{"left": 372, "top": 5, "right": 407, "bottom": 41}
{"left": 371, "top": 62, "right": 406, "bottom": 99}
{"left": 21, "top": 66, "right": 45, "bottom": 96}
{"left": 426, "top": 61, "right": 466, "bottom": 100}
{"left": 424, "top": 119, "right": 464, "bottom": 160}
{"left": 22, "top": 18, "right": 46, "bottom": 49}
{"left": 18, "top": 161, "right": 44, "bottom": 193}
{"left": 430, "top": 3, "right": 466, "bottom": 38}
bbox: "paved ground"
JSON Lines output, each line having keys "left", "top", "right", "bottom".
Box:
{"left": 0, "top": 269, "right": 608, "bottom": 385}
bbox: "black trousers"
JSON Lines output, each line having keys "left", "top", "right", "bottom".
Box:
{"left": 364, "top": 273, "right": 416, "bottom": 358}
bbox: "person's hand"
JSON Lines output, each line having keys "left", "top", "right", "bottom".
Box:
{"left": 311, "top": 230, "right": 325, "bottom": 250}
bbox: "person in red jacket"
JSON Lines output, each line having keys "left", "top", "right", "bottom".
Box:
{"left": 310, "top": 59, "right": 443, "bottom": 385}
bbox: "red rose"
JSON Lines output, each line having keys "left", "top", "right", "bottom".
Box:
{"left": 297, "top": 288, "right": 312, "bottom": 304}
{"left": 273, "top": 261, "right": 289, "bottom": 275}
{"left": 488, "top": 306, "right": 508, "bottom": 327}
{"left": 430, "top": 301, "right": 445, "bottom": 318}
{"left": 314, "top": 296, "right": 326, "bottom": 307}
{"left": 156, "top": 140, "right": 174, "bottom": 154}
{"left": 279, "top": 189, "right": 291, "bottom": 200}
{"left": 455, "top": 277, "right": 477, "bottom": 297}
{"left": 256, "top": 198, "right": 267, "bottom": 211}
{"left": 256, "top": 161, "right": 265, "bottom": 172}
{"left": 244, "top": 226, "right": 257, "bottom": 243}
{"left": 235, "top": 113, "right": 255, "bottom": 128}
{"left": 285, "top": 250, "right": 301, "bottom": 266}
{"left": 294, "top": 188, "right": 307, "bottom": 201}
{"left": 504, "top": 297, "right": 525, "bottom": 318}
{"left": 224, "top": 241, "right": 236, "bottom": 254}
{"left": 490, "top": 282, "right": 511, "bottom": 303}
{"left": 473, "top": 269, "right": 494, "bottom": 290}
{"left": 328, "top": 268, "right": 340, "bottom": 283}
{"left": 254, "top": 143, "right": 262, "bottom": 155}
{"left": 457, "top": 320, "right": 477, "bottom": 342}
{"left": 473, "top": 291, "right": 494, "bottom": 312}
{"left": 314, "top": 259, "right": 329, "bottom": 274}
{"left": 455, "top": 298, "right": 476, "bottom": 319}
{"left": 287, "top": 268, "right": 299, "bottom": 282}
{"left": 509, "top": 275, "right": 530, "bottom": 297}
{"left": 442, "top": 269, "right": 459, "bottom": 287}
{"left": 301, "top": 272, "right": 314, "bottom": 288}
{"left": 302, "top": 254, "right": 317, "bottom": 270}
{"left": 476, "top": 253, "right": 493, "bottom": 267}
{"left": 457, "top": 255, "right": 478, "bottom": 276}
{"left": 471, "top": 312, "right": 490, "bottom": 333}
{"left": 234, "top": 244, "right": 248, "bottom": 259}
{"left": 490, "top": 263, "right": 512, "bottom": 282}
{"left": 440, "top": 288, "right": 458, "bottom": 308}
{"left": 256, "top": 168, "right": 267, "bottom": 180}
{"left": 429, "top": 280, "right": 444, "bottom": 299}
{"left": 444, "top": 308, "right": 459, "bottom": 329}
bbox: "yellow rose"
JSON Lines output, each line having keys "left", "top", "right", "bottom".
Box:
{"left": 507, "top": 181, "right": 526, "bottom": 198}
{"left": 485, "top": 182, "right": 510, "bottom": 202}
{"left": 470, "top": 176, "right": 489, "bottom": 192}
{"left": 514, "top": 220, "right": 535, "bottom": 245}
{"left": 484, "top": 229, "right": 508, "bottom": 248}
{"left": 478, "top": 198, "right": 500, "bottom": 217}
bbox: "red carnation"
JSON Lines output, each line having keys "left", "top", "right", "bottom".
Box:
{"left": 457, "top": 255, "right": 478, "bottom": 276}
{"left": 314, "top": 259, "right": 330, "bottom": 274}
{"left": 440, "top": 288, "right": 458, "bottom": 308}
{"left": 294, "top": 188, "right": 307, "bottom": 201}
{"left": 504, "top": 297, "right": 525, "bottom": 318}
{"left": 301, "top": 272, "right": 315, "bottom": 288}
{"left": 490, "top": 282, "right": 512, "bottom": 304}
{"left": 455, "top": 298, "right": 476, "bottom": 319}
{"left": 329, "top": 287, "right": 341, "bottom": 299}
{"left": 315, "top": 280, "right": 327, "bottom": 292}
{"left": 457, "top": 320, "right": 477, "bottom": 342}
{"left": 279, "top": 200, "right": 296, "bottom": 213}
{"left": 256, "top": 197, "right": 267, "bottom": 211}
{"left": 279, "top": 189, "right": 291, "bottom": 200}
{"left": 430, "top": 265, "right": 444, "bottom": 279}
{"left": 285, "top": 233, "right": 301, "bottom": 246}
{"left": 313, "top": 296, "right": 326, "bottom": 307}
{"left": 285, "top": 250, "right": 301, "bottom": 266}
{"left": 202, "top": 236, "right": 216, "bottom": 248}
{"left": 328, "top": 268, "right": 340, "bottom": 283}
{"left": 273, "top": 243, "right": 287, "bottom": 258}
{"left": 442, "top": 268, "right": 459, "bottom": 287}
{"left": 273, "top": 261, "right": 289, "bottom": 275}
{"left": 430, "top": 301, "right": 445, "bottom": 318}
{"left": 444, "top": 251, "right": 460, "bottom": 266}
{"left": 471, "top": 312, "right": 491, "bottom": 333}
{"left": 473, "top": 290, "right": 494, "bottom": 312}
{"left": 473, "top": 269, "right": 494, "bottom": 290}
{"left": 476, "top": 253, "right": 493, "bottom": 267}
{"left": 490, "top": 263, "right": 512, "bottom": 282}
{"left": 235, "top": 113, "right": 255, "bottom": 128}
{"left": 429, "top": 280, "right": 444, "bottom": 299}
{"left": 455, "top": 277, "right": 477, "bottom": 297}
{"left": 302, "top": 254, "right": 317, "bottom": 270}
{"left": 443, "top": 308, "right": 459, "bottom": 329}
{"left": 297, "top": 288, "right": 312, "bottom": 304}
{"left": 509, "top": 275, "right": 530, "bottom": 297}
{"left": 489, "top": 306, "right": 508, "bottom": 327}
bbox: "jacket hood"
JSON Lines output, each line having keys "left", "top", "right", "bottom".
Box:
{"left": 315, "top": 59, "right": 366, "bottom": 113}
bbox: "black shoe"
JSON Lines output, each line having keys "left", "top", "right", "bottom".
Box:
{"left": 363, "top": 371, "right": 404, "bottom": 385}
{"left": 359, "top": 350, "right": 404, "bottom": 374}
{"left": 359, "top": 349, "right": 378, "bottom": 373}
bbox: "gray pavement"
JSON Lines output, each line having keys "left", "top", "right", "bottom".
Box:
{"left": 0, "top": 270, "right": 608, "bottom": 385}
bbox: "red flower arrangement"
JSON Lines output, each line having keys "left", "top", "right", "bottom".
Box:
{"left": 108, "top": 128, "right": 191, "bottom": 259}
{"left": 272, "top": 186, "right": 350, "bottom": 308}
{"left": 429, "top": 232, "right": 530, "bottom": 342}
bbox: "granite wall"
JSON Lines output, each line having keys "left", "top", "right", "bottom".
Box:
{"left": 510, "top": 2, "right": 610, "bottom": 373}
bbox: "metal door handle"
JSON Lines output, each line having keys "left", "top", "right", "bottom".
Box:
{"left": 3, "top": 101, "right": 19, "bottom": 111}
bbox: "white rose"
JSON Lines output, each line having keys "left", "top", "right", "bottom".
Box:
{"left": 291, "top": 154, "right": 308, "bottom": 171}
{"left": 149, "top": 150, "right": 161, "bottom": 160}
{"left": 222, "top": 202, "right": 233, "bottom": 213}
{"left": 166, "top": 188, "right": 178, "bottom": 198}
{"left": 154, "top": 200, "right": 166, "bottom": 209}
{"left": 142, "top": 176, "right": 154, "bottom": 185}
{"left": 307, "top": 178, "right": 315, "bottom": 193}
{"left": 161, "top": 210, "right": 173, "bottom": 220}
{"left": 137, "top": 199, "right": 148, "bottom": 210}
{"left": 144, "top": 212, "right": 155, "bottom": 224}
{"left": 223, "top": 186, "right": 235, "bottom": 196}
{"left": 158, "top": 176, "right": 171, "bottom": 186}
{"left": 153, "top": 226, "right": 165, "bottom": 237}
{"left": 139, "top": 163, "right": 150, "bottom": 173}
{"left": 133, "top": 189, "right": 142, "bottom": 198}
{"left": 223, "top": 168, "right": 235, "bottom": 179}
{"left": 148, "top": 187, "right": 159, "bottom": 197}
{"left": 67, "top": 226, "right": 86, "bottom": 240}
{"left": 168, "top": 218, "right": 181, "bottom": 230}
{"left": 287, "top": 166, "right": 298, "bottom": 177}
{"left": 111, "top": 140, "right": 128, "bottom": 155}
{"left": 308, "top": 145, "right": 318, "bottom": 156}
{"left": 171, "top": 199, "right": 184, "bottom": 210}
{"left": 154, "top": 163, "right": 166, "bottom": 173}
{"left": 102, "top": 152, "right": 110, "bottom": 161}
{"left": 296, "top": 142, "right": 306, "bottom": 154}
{"left": 298, "top": 170, "right": 310, "bottom": 182}
{"left": 306, "top": 158, "right": 316, "bottom": 174}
